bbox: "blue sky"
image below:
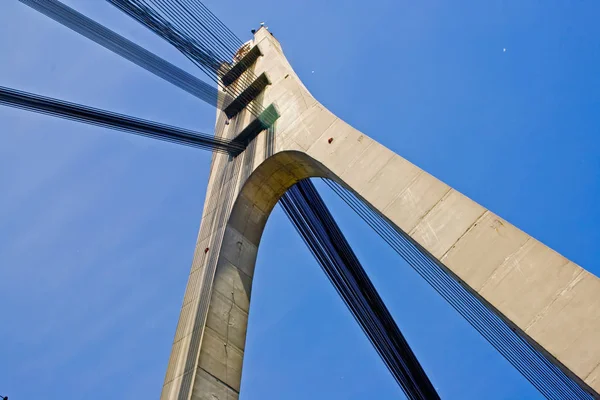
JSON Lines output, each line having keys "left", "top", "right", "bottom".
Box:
{"left": 1, "top": 0, "right": 599, "bottom": 399}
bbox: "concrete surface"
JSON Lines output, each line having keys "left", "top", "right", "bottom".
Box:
{"left": 161, "top": 27, "right": 600, "bottom": 399}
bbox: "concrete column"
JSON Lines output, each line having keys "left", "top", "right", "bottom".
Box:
{"left": 162, "top": 27, "right": 600, "bottom": 399}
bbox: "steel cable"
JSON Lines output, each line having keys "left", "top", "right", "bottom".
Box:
{"left": 322, "top": 178, "right": 595, "bottom": 400}
{"left": 18, "top": 0, "right": 220, "bottom": 106}
{"left": 281, "top": 180, "right": 440, "bottom": 400}
{"left": 106, "top": 0, "right": 264, "bottom": 117}
{"left": 0, "top": 86, "right": 244, "bottom": 153}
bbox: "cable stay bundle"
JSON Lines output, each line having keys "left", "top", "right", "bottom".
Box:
{"left": 0, "top": 86, "right": 244, "bottom": 153}
{"left": 281, "top": 180, "right": 440, "bottom": 400}
{"left": 19, "top": 0, "right": 219, "bottom": 107}
{"left": 20, "top": 0, "right": 262, "bottom": 115}
{"left": 323, "top": 179, "right": 595, "bottom": 400}
{"left": 106, "top": 0, "right": 265, "bottom": 117}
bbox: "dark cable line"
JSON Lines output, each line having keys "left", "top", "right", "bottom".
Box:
{"left": 151, "top": 0, "right": 237, "bottom": 61}
{"left": 106, "top": 0, "right": 264, "bottom": 117}
{"left": 106, "top": 0, "right": 265, "bottom": 117}
{"left": 179, "top": 0, "right": 243, "bottom": 50}
{"left": 322, "top": 179, "right": 596, "bottom": 400}
{"left": 145, "top": 0, "right": 259, "bottom": 101}
{"left": 179, "top": 0, "right": 244, "bottom": 49}
{"left": 103, "top": 0, "right": 269, "bottom": 136}
{"left": 280, "top": 180, "right": 440, "bottom": 400}
{"left": 143, "top": 0, "right": 258, "bottom": 86}
{"left": 0, "top": 86, "right": 244, "bottom": 154}
{"left": 107, "top": 0, "right": 222, "bottom": 78}
{"left": 148, "top": 0, "right": 264, "bottom": 110}
{"left": 18, "top": 0, "right": 220, "bottom": 106}
{"left": 147, "top": 0, "right": 234, "bottom": 63}
{"left": 324, "top": 180, "right": 572, "bottom": 398}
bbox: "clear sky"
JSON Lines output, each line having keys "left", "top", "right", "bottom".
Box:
{"left": 1, "top": 0, "right": 599, "bottom": 399}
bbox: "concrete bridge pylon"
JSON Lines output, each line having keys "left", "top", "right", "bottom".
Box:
{"left": 161, "top": 27, "right": 600, "bottom": 399}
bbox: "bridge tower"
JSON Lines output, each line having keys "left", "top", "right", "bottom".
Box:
{"left": 161, "top": 27, "right": 600, "bottom": 399}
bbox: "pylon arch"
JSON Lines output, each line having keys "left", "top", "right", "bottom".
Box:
{"left": 161, "top": 27, "right": 600, "bottom": 400}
